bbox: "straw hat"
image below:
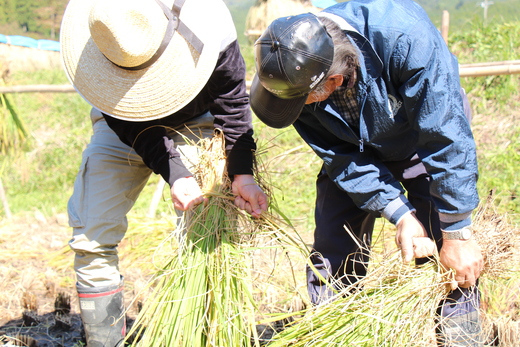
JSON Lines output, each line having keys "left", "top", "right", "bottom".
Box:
{"left": 61, "top": 0, "right": 231, "bottom": 121}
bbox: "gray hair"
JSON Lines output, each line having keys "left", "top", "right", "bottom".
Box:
{"left": 311, "top": 17, "right": 360, "bottom": 99}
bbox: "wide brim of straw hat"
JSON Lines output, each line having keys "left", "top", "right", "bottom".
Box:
{"left": 60, "top": 0, "right": 226, "bottom": 121}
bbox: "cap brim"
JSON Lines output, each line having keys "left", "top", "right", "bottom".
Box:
{"left": 250, "top": 75, "right": 307, "bottom": 129}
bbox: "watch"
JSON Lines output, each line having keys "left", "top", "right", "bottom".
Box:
{"left": 442, "top": 228, "right": 472, "bottom": 240}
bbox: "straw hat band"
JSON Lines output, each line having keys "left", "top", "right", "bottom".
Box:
{"left": 94, "top": 0, "right": 204, "bottom": 71}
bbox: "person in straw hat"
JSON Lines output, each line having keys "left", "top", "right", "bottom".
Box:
{"left": 61, "top": 0, "right": 268, "bottom": 345}
{"left": 250, "top": 0, "right": 483, "bottom": 346}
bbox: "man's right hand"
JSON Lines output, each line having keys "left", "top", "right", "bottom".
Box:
{"left": 171, "top": 176, "right": 208, "bottom": 211}
{"left": 440, "top": 237, "right": 482, "bottom": 289}
{"left": 395, "top": 212, "right": 437, "bottom": 263}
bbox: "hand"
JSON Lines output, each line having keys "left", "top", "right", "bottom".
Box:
{"left": 440, "top": 237, "right": 483, "bottom": 290}
{"left": 395, "top": 212, "right": 437, "bottom": 263}
{"left": 231, "top": 174, "right": 268, "bottom": 218}
{"left": 171, "top": 176, "right": 208, "bottom": 211}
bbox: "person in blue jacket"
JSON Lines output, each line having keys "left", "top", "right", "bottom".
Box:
{"left": 250, "top": 0, "right": 483, "bottom": 345}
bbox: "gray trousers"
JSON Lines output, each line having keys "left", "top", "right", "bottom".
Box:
{"left": 68, "top": 108, "right": 214, "bottom": 288}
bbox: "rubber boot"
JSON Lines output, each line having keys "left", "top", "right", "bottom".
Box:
{"left": 77, "top": 281, "right": 126, "bottom": 347}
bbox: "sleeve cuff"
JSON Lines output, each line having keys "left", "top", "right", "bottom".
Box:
{"left": 382, "top": 195, "right": 416, "bottom": 225}
{"left": 165, "top": 157, "right": 193, "bottom": 187}
{"left": 439, "top": 212, "right": 472, "bottom": 231}
{"left": 226, "top": 148, "right": 254, "bottom": 176}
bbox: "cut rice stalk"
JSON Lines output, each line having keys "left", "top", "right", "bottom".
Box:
{"left": 127, "top": 132, "right": 261, "bottom": 347}
{"left": 264, "top": 194, "right": 520, "bottom": 346}
{"left": 266, "top": 251, "right": 447, "bottom": 347}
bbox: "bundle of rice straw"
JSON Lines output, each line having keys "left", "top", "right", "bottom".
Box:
{"left": 125, "top": 132, "right": 255, "bottom": 346}
{"left": 126, "top": 131, "right": 304, "bottom": 347}
{"left": 264, "top": 251, "right": 446, "bottom": 346}
{"left": 263, "top": 193, "right": 520, "bottom": 346}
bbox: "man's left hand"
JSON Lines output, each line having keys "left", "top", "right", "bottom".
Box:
{"left": 232, "top": 174, "right": 268, "bottom": 218}
{"left": 440, "top": 238, "right": 483, "bottom": 289}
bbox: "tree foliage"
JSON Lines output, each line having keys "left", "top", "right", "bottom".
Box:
{"left": 1, "top": 0, "right": 519, "bottom": 41}
{"left": 0, "top": 0, "right": 66, "bottom": 39}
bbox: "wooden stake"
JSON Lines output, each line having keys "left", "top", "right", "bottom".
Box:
{"left": 441, "top": 10, "right": 450, "bottom": 45}
{"left": 0, "top": 177, "right": 12, "bottom": 219}
{"left": 148, "top": 179, "right": 166, "bottom": 218}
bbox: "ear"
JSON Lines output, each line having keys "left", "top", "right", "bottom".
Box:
{"left": 329, "top": 74, "right": 344, "bottom": 88}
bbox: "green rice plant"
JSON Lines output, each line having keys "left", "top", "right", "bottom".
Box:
{"left": 0, "top": 92, "right": 29, "bottom": 154}
{"left": 260, "top": 195, "right": 520, "bottom": 346}
{"left": 126, "top": 132, "right": 275, "bottom": 347}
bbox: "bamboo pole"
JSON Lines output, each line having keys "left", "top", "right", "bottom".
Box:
{"left": 0, "top": 61, "right": 518, "bottom": 95}
{"left": 459, "top": 62, "right": 520, "bottom": 77}
{"left": 0, "top": 178, "right": 12, "bottom": 219}
{"left": 0, "top": 84, "right": 75, "bottom": 93}
{"left": 460, "top": 60, "right": 520, "bottom": 68}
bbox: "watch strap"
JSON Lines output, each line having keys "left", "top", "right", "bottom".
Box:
{"left": 442, "top": 228, "right": 472, "bottom": 240}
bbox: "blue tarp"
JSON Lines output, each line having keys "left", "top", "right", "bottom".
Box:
{"left": 36, "top": 39, "right": 60, "bottom": 51}
{"left": 0, "top": 33, "right": 60, "bottom": 51}
{"left": 311, "top": 0, "right": 337, "bottom": 9}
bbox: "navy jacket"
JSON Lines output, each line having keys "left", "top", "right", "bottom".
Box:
{"left": 294, "top": 0, "right": 479, "bottom": 230}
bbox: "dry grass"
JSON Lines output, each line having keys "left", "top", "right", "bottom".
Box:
{"left": 472, "top": 193, "right": 520, "bottom": 346}
{"left": 0, "top": 44, "right": 61, "bottom": 76}
{"left": 473, "top": 193, "right": 520, "bottom": 278}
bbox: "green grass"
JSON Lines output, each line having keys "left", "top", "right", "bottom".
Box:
{"left": 0, "top": 69, "right": 172, "bottom": 219}
{"left": 450, "top": 22, "right": 520, "bottom": 222}
{"left": 0, "top": 69, "right": 89, "bottom": 217}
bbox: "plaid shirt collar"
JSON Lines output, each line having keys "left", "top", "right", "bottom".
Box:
{"left": 329, "top": 85, "right": 359, "bottom": 129}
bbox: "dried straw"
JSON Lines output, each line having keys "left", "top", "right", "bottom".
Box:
{"left": 264, "top": 251, "right": 446, "bottom": 346}
{"left": 262, "top": 192, "right": 520, "bottom": 346}
{"left": 472, "top": 192, "right": 520, "bottom": 277}
{"left": 471, "top": 192, "right": 520, "bottom": 345}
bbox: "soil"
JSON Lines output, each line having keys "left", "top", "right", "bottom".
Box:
{"left": 0, "top": 213, "right": 144, "bottom": 347}
{"left": 0, "top": 214, "right": 285, "bottom": 347}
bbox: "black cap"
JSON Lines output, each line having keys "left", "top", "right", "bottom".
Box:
{"left": 250, "top": 13, "right": 334, "bottom": 129}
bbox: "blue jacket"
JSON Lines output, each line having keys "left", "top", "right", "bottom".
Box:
{"left": 294, "top": 0, "right": 479, "bottom": 230}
